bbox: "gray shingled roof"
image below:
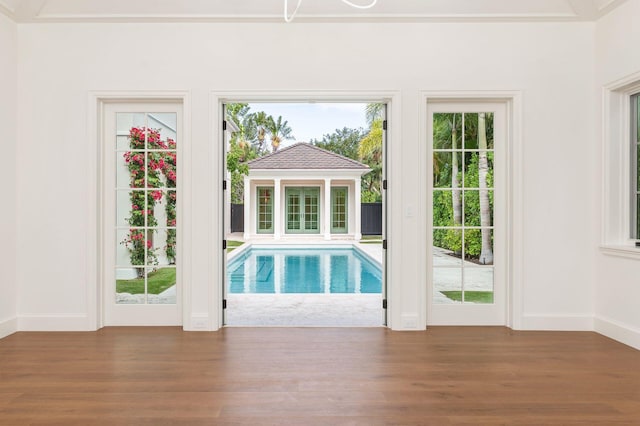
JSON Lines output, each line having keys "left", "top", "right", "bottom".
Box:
{"left": 248, "top": 143, "right": 370, "bottom": 170}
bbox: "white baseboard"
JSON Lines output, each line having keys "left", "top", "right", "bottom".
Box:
{"left": 595, "top": 315, "right": 640, "bottom": 350}
{"left": 521, "top": 314, "right": 594, "bottom": 330}
{"left": 185, "top": 313, "right": 213, "bottom": 331}
{"left": 18, "top": 313, "right": 90, "bottom": 331}
{"left": 0, "top": 317, "right": 18, "bottom": 339}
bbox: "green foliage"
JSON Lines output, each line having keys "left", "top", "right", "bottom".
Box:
{"left": 365, "top": 103, "right": 384, "bottom": 126}
{"left": 266, "top": 115, "right": 294, "bottom": 151}
{"left": 310, "top": 122, "right": 382, "bottom": 203}
{"left": 432, "top": 112, "right": 494, "bottom": 259}
{"left": 441, "top": 291, "right": 494, "bottom": 303}
{"left": 122, "top": 128, "right": 178, "bottom": 274}
{"left": 230, "top": 170, "right": 245, "bottom": 205}
{"left": 311, "top": 127, "right": 363, "bottom": 159}
{"left": 226, "top": 240, "right": 244, "bottom": 252}
{"left": 225, "top": 104, "right": 294, "bottom": 203}
{"left": 361, "top": 190, "right": 380, "bottom": 203}
{"left": 358, "top": 113, "right": 384, "bottom": 202}
{"left": 116, "top": 267, "right": 177, "bottom": 295}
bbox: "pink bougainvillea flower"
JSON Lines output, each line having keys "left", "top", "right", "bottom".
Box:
{"left": 146, "top": 240, "right": 152, "bottom": 249}
{"left": 152, "top": 190, "right": 163, "bottom": 201}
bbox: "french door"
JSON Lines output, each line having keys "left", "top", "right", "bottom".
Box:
{"left": 427, "top": 101, "right": 507, "bottom": 325}
{"left": 102, "top": 102, "right": 182, "bottom": 326}
{"left": 285, "top": 187, "right": 320, "bottom": 233}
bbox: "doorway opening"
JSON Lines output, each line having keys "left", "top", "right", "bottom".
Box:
{"left": 221, "top": 101, "right": 387, "bottom": 326}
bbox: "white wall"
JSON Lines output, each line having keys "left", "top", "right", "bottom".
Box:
{"left": 0, "top": 13, "right": 17, "bottom": 338}
{"left": 15, "top": 21, "right": 596, "bottom": 331}
{"left": 595, "top": 1, "right": 640, "bottom": 349}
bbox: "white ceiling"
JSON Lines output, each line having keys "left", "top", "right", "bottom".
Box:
{"left": 0, "top": 0, "right": 630, "bottom": 23}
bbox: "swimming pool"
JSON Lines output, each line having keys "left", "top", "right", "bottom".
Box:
{"left": 227, "top": 246, "right": 382, "bottom": 294}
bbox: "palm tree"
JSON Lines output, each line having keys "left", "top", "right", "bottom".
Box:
{"left": 358, "top": 119, "right": 383, "bottom": 162}
{"left": 252, "top": 111, "right": 270, "bottom": 154}
{"left": 358, "top": 103, "right": 387, "bottom": 201}
{"left": 365, "top": 103, "right": 385, "bottom": 126}
{"left": 266, "top": 115, "right": 294, "bottom": 152}
{"left": 478, "top": 112, "right": 493, "bottom": 265}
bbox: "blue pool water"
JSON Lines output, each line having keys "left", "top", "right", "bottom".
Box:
{"left": 227, "top": 247, "right": 382, "bottom": 294}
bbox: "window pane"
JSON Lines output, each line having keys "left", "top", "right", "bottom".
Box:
{"left": 433, "top": 152, "right": 463, "bottom": 188}
{"left": 115, "top": 268, "right": 145, "bottom": 304}
{"left": 433, "top": 190, "right": 462, "bottom": 226}
{"left": 116, "top": 113, "right": 146, "bottom": 151}
{"left": 146, "top": 267, "right": 177, "bottom": 305}
{"left": 463, "top": 152, "right": 494, "bottom": 189}
{"left": 433, "top": 113, "right": 462, "bottom": 149}
{"left": 116, "top": 228, "right": 140, "bottom": 267}
{"left": 257, "top": 187, "right": 273, "bottom": 232}
{"left": 433, "top": 233, "right": 462, "bottom": 267}
{"left": 433, "top": 268, "right": 462, "bottom": 304}
{"left": 331, "top": 188, "right": 347, "bottom": 231}
{"left": 464, "top": 190, "right": 493, "bottom": 227}
{"left": 464, "top": 112, "right": 494, "bottom": 150}
{"left": 463, "top": 267, "right": 494, "bottom": 304}
{"left": 465, "top": 229, "right": 493, "bottom": 265}
{"left": 433, "top": 229, "right": 462, "bottom": 266}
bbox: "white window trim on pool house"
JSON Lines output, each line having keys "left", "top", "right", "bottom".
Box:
{"left": 243, "top": 168, "right": 368, "bottom": 241}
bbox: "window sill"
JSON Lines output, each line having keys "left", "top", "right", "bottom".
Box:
{"left": 600, "top": 245, "right": 640, "bottom": 260}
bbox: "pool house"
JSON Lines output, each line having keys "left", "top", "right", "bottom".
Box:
{"left": 243, "top": 143, "right": 371, "bottom": 241}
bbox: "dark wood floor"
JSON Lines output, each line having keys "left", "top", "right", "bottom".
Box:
{"left": 0, "top": 327, "right": 639, "bottom": 425}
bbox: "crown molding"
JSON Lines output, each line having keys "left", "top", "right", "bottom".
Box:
{"left": 0, "top": 0, "right": 16, "bottom": 20}
{"left": 3, "top": 0, "right": 630, "bottom": 24}
{"left": 596, "top": 0, "right": 629, "bottom": 18}
{"left": 14, "top": 12, "right": 598, "bottom": 24}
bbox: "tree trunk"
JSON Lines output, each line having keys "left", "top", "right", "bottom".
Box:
{"left": 478, "top": 112, "right": 493, "bottom": 265}
{"left": 451, "top": 118, "right": 462, "bottom": 226}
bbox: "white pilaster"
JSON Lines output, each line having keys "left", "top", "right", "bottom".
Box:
{"left": 273, "top": 178, "right": 281, "bottom": 240}
{"left": 324, "top": 178, "right": 331, "bottom": 240}
{"left": 354, "top": 178, "right": 362, "bottom": 240}
{"left": 243, "top": 176, "right": 251, "bottom": 240}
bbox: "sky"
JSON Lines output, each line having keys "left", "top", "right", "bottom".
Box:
{"left": 246, "top": 102, "right": 369, "bottom": 148}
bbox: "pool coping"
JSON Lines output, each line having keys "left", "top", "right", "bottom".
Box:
{"left": 227, "top": 241, "right": 382, "bottom": 268}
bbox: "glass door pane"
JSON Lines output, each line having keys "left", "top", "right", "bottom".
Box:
{"left": 428, "top": 102, "right": 506, "bottom": 326}
{"left": 432, "top": 112, "right": 494, "bottom": 305}
{"left": 286, "top": 187, "right": 320, "bottom": 233}
{"left": 286, "top": 189, "right": 301, "bottom": 232}
{"left": 115, "top": 112, "right": 178, "bottom": 306}
{"left": 257, "top": 187, "right": 273, "bottom": 233}
{"left": 331, "top": 187, "right": 348, "bottom": 233}
{"left": 304, "top": 188, "right": 319, "bottom": 232}
{"left": 103, "top": 102, "right": 182, "bottom": 327}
